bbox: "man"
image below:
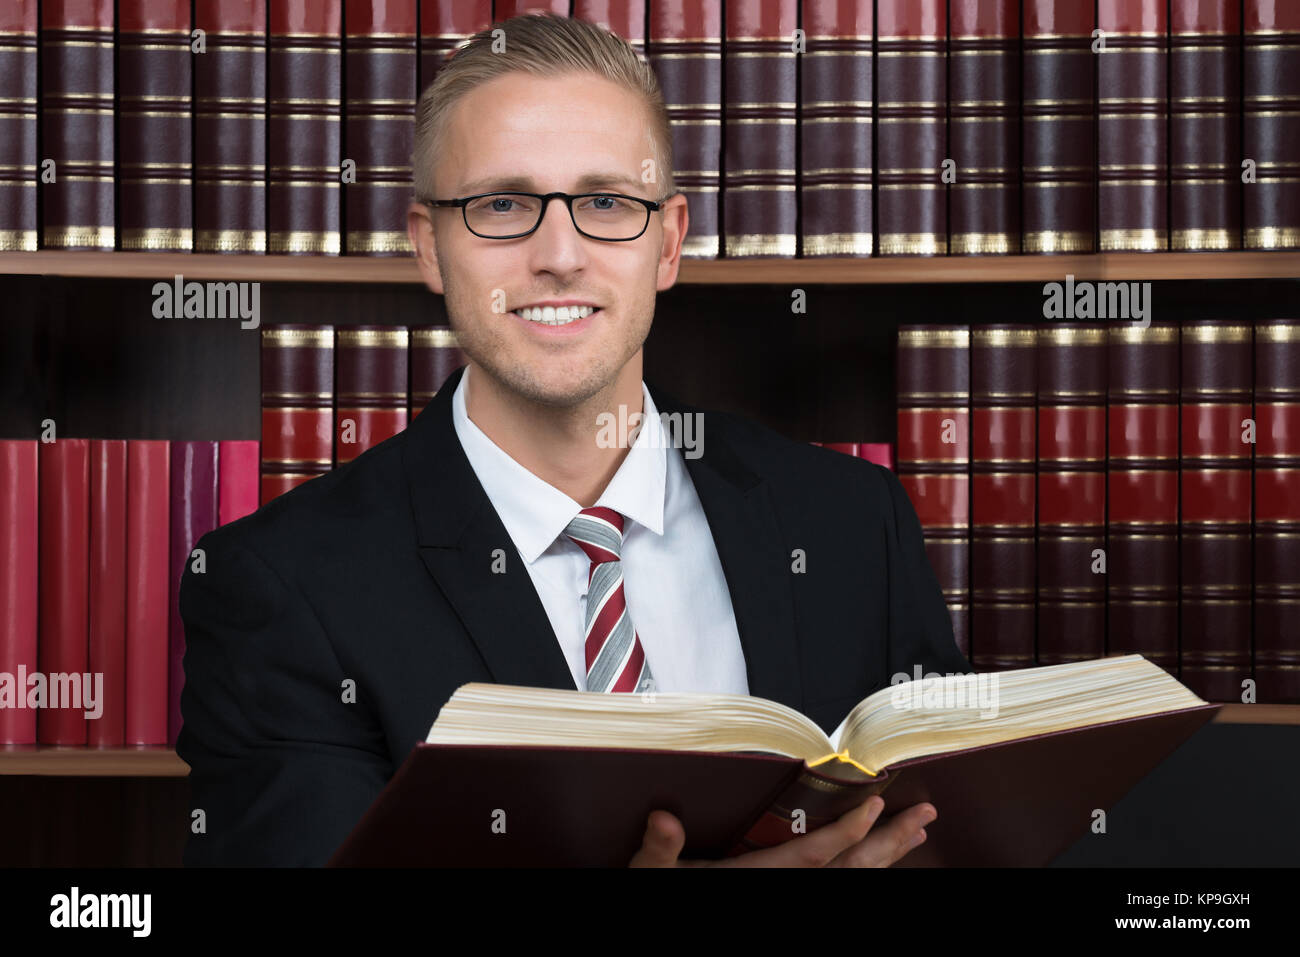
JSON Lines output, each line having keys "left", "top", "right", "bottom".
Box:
{"left": 178, "top": 12, "right": 971, "bottom": 867}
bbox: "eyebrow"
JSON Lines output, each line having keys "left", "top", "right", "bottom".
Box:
{"left": 456, "top": 172, "right": 645, "bottom": 195}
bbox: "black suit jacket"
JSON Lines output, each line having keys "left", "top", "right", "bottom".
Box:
{"left": 177, "top": 365, "right": 971, "bottom": 866}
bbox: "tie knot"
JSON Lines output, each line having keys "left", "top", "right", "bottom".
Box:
{"left": 564, "top": 506, "right": 625, "bottom": 564}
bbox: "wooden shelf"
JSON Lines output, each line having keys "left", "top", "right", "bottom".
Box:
{"left": 1, "top": 250, "right": 1298, "bottom": 284}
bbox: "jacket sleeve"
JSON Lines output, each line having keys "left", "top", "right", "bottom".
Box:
{"left": 176, "top": 529, "right": 393, "bottom": 866}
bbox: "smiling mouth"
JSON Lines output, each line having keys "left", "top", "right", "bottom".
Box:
{"left": 511, "top": 304, "right": 600, "bottom": 326}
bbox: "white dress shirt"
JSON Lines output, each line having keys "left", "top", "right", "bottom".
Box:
{"left": 451, "top": 363, "right": 749, "bottom": 694}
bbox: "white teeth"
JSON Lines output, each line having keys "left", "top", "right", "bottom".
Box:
{"left": 515, "top": 304, "right": 596, "bottom": 325}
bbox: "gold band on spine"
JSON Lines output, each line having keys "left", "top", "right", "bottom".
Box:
{"left": 0, "top": 229, "right": 37, "bottom": 250}
{"left": 1100, "top": 228, "right": 1166, "bottom": 250}
{"left": 972, "top": 327, "right": 1037, "bottom": 346}
{"left": 1171, "top": 228, "right": 1235, "bottom": 250}
{"left": 1182, "top": 324, "right": 1253, "bottom": 343}
{"left": 412, "top": 328, "right": 459, "bottom": 347}
{"left": 1110, "top": 325, "right": 1178, "bottom": 344}
{"left": 1039, "top": 327, "right": 1107, "bottom": 346}
{"left": 268, "top": 231, "right": 341, "bottom": 254}
{"left": 898, "top": 328, "right": 970, "bottom": 348}
{"left": 196, "top": 229, "right": 267, "bottom": 253}
{"left": 43, "top": 226, "right": 114, "bottom": 248}
{"left": 345, "top": 231, "right": 412, "bottom": 254}
{"left": 1245, "top": 227, "right": 1300, "bottom": 248}
{"left": 337, "top": 328, "right": 410, "bottom": 347}
{"left": 1022, "top": 231, "right": 1094, "bottom": 253}
{"left": 261, "top": 328, "right": 334, "bottom": 347}
{"left": 1257, "top": 323, "right": 1300, "bottom": 342}
{"left": 121, "top": 227, "right": 193, "bottom": 250}
{"left": 878, "top": 233, "right": 946, "bottom": 255}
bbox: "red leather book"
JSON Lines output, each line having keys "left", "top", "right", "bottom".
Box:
{"left": 88, "top": 440, "right": 127, "bottom": 747}
{"left": 1255, "top": 320, "right": 1300, "bottom": 702}
{"left": 37, "top": 438, "right": 90, "bottom": 745}
{"left": 417, "top": 0, "right": 492, "bottom": 96}
{"left": 409, "top": 324, "right": 464, "bottom": 421}
{"left": 1037, "top": 325, "right": 1106, "bottom": 665}
{"left": 948, "top": 0, "right": 1019, "bottom": 255}
{"left": 970, "top": 326, "right": 1036, "bottom": 671}
{"left": 1170, "top": 0, "right": 1241, "bottom": 250}
{"left": 648, "top": 0, "right": 723, "bottom": 259}
{"left": 41, "top": 0, "right": 114, "bottom": 249}
{"left": 261, "top": 325, "right": 335, "bottom": 502}
{"left": 125, "top": 441, "right": 169, "bottom": 746}
{"left": 218, "top": 440, "right": 260, "bottom": 526}
{"left": 195, "top": 0, "right": 267, "bottom": 253}
{"left": 723, "top": 0, "right": 797, "bottom": 257}
{"left": 1107, "top": 322, "right": 1180, "bottom": 676}
{"left": 336, "top": 327, "right": 410, "bottom": 463}
{"left": 0, "top": 440, "right": 38, "bottom": 745}
{"left": 1244, "top": 1, "right": 1300, "bottom": 249}
{"left": 877, "top": 0, "right": 946, "bottom": 255}
{"left": 0, "top": 0, "right": 37, "bottom": 251}
{"left": 1022, "top": 0, "right": 1096, "bottom": 253}
{"left": 1180, "top": 320, "right": 1253, "bottom": 701}
{"left": 799, "top": 0, "right": 872, "bottom": 257}
{"left": 169, "top": 442, "right": 220, "bottom": 746}
{"left": 269, "top": 0, "right": 342, "bottom": 254}
{"left": 344, "top": 0, "right": 416, "bottom": 255}
{"left": 118, "top": 0, "right": 193, "bottom": 252}
{"left": 897, "top": 326, "right": 969, "bottom": 658}
{"left": 857, "top": 443, "right": 893, "bottom": 469}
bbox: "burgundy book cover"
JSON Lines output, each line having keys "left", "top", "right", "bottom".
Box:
{"left": 261, "top": 325, "right": 335, "bottom": 502}
{"left": 118, "top": 0, "right": 193, "bottom": 251}
{"left": 410, "top": 324, "right": 465, "bottom": 420}
{"left": 799, "top": 0, "right": 872, "bottom": 257}
{"left": 269, "top": 0, "right": 342, "bottom": 254}
{"left": 417, "top": 0, "right": 492, "bottom": 97}
{"left": 1180, "top": 320, "right": 1253, "bottom": 701}
{"left": 1243, "top": 0, "right": 1300, "bottom": 249}
{"left": 1255, "top": 320, "right": 1300, "bottom": 702}
{"left": 1107, "top": 322, "right": 1180, "bottom": 676}
{"left": 0, "top": 441, "right": 38, "bottom": 745}
{"left": 970, "top": 326, "right": 1036, "bottom": 671}
{"left": 0, "top": 0, "right": 37, "bottom": 250}
{"left": 722, "top": 0, "right": 796, "bottom": 257}
{"left": 126, "top": 441, "right": 169, "bottom": 746}
{"left": 1037, "top": 325, "right": 1106, "bottom": 665}
{"left": 344, "top": 0, "right": 416, "bottom": 255}
{"left": 168, "top": 442, "right": 219, "bottom": 747}
{"left": 37, "top": 439, "right": 89, "bottom": 745}
{"left": 858, "top": 443, "right": 894, "bottom": 469}
{"left": 1170, "top": 0, "right": 1241, "bottom": 251}
{"left": 877, "top": 0, "right": 946, "bottom": 255}
{"left": 218, "top": 440, "right": 260, "bottom": 526}
{"left": 648, "top": 0, "right": 723, "bottom": 259}
{"left": 328, "top": 703, "right": 1217, "bottom": 866}
{"left": 195, "top": 0, "right": 267, "bottom": 253}
{"left": 336, "top": 327, "right": 410, "bottom": 464}
{"left": 88, "top": 440, "right": 127, "bottom": 747}
{"left": 1022, "top": 0, "right": 1095, "bottom": 253}
{"left": 897, "top": 326, "right": 970, "bottom": 658}
{"left": 41, "top": 0, "right": 114, "bottom": 249}
{"left": 948, "top": 0, "right": 1019, "bottom": 255}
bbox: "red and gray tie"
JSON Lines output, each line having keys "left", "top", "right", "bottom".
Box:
{"left": 563, "top": 506, "right": 656, "bottom": 693}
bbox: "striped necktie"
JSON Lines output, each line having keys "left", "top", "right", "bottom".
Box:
{"left": 563, "top": 506, "right": 656, "bottom": 694}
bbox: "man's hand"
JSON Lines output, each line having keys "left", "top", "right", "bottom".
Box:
{"left": 628, "top": 796, "right": 935, "bottom": 867}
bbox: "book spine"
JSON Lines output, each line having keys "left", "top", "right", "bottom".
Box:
{"left": 88, "top": 440, "right": 127, "bottom": 747}
{"left": 409, "top": 324, "right": 464, "bottom": 420}
{"left": 117, "top": 0, "right": 193, "bottom": 252}
{"left": 0, "top": 440, "right": 38, "bottom": 744}
{"left": 970, "top": 325, "right": 1037, "bottom": 671}
{"left": 41, "top": 0, "right": 115, "bottom": 250}
{"left": 1254, "top": 319, "right": 1300, "bottom": 702}
{"left": 897, "top": 325, "right": 970, "bottom": 658}
{"left": 261, "top": 324, "right": 335, "bottom": 502}
{"left": 1243, "top": 0, "right": 1300, "bottom": 249}
{"left": 1169, "top": 0, "right": 1241, "bottom": 250}
{"left": 168, "top": 441, "right": 219, "bottom": 746}
{"left": 877, "top": 0, "right": 947, "bottom": 255}
{"left": 858, "top": 443, "right": 894, "bottom": 469}
{"left": 1180, "top": 319, "right": 1253, "bottom": 701}
{"left": 417, "top": 0, "right": 491, "bottom": 95}
{"left": 948, "top": 0, "right": 1020, "bottom": 255}
{"left": 0, "top": 0, "right": 37, "bottom": 250}
{"left": 344, "top": 0, "right": 416, "bottom": 255}
{"left": 336, "top": 326, "right": 409, "bottom": 463}
{"left": 195, "top": 0, "right": 268, "bottom": 253}
{"left": 1037, "top": 324, "right": 1107, "bottom": 665}
{"left": 1107, "top": 322, "right": 1180, "bottom": 675}
{"left": 37, "top": 438, "right": 90, "bottom": 745}
{"left": 218, "top": 439, "right": 260, "bottom": 525}
{"left": 799, "top": 0, "right": 872, "bottom": 257}
{"left": 125, "top": 440, "right": 169, "bottom": 746}
{"left": 1022, "top": 0, "right": 1096, "bottom": 253}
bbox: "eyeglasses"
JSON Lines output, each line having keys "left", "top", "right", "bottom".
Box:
{"left": 420, "top": 190, "right": 668, "bottom": 241}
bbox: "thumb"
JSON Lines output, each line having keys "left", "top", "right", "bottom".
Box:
{"left": 628, "top": 810, "right": 686, "bottom": 867}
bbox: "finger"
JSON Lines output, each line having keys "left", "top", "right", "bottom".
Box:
{"left": 829, "top": 802, "right": 936, "bottom": 868}
{"left": 628, "top": 810, "right": 686, "bottom": 867}
{"left": 717, "top": 795, "right": 887, "bottom": 868}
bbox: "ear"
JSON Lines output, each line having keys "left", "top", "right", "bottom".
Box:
{"left": 407, "top": 201, "right": 444, "bottom": 295}
{"left": 655, "top": 191, "right": 689, "bottom": 292}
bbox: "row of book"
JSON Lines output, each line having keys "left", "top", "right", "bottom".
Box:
{"left": 897, "top": 319, "right": 1299, "bottom": 704}
{"left": 2, "top": 0, "right": 1296, "bottom": 257}
{"left": 0, "top": 439, "right": 257, "bottom": 746}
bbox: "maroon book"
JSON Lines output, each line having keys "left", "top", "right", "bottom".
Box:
{"left": 0, "top": 440, "right": 38, "bottom": 745}
{"left": 336, "top": 327, "right": 410, "bottom": 463}
{"left": 261, "top": 325, "right": 335, "bottom": 503}
{"left": 126, "top": 441, "right": 170, "bottom": 746}
{"left": 0, "top": 0, "right": 36, "bottom": 251}
{"left": 169, "top": 442, "right": 220, "bottom": 746}
{"left": 409, "top": 324, "right": 465, "bottom": 421}
{"left": 88, "top": 440, "right": 128, "bottom": 747}
{"left": 1244, "top": 1, "right": 1300, "bottom": 249}
{"left": 417, "top": 0, "right": 492, "bottom": 97}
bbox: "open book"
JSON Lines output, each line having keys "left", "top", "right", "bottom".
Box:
{"left": 329, "top": 655, "right": 1218, "bottom": 867}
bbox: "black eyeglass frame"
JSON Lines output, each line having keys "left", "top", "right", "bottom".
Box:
{"left": 419, "top": 190, "right": 671, "bottom": 242}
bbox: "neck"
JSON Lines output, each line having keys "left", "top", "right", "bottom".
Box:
{"left": 462, "top": 358, "right": 645, "bottom": 508}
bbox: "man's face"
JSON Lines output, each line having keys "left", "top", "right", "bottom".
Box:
{"left": 408, "top": 71, "right": 688, "bottom": 409}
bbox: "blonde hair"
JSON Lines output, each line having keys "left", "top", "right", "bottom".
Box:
{"left": 412, "top": 12, "right": 676, "bottom": 203}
